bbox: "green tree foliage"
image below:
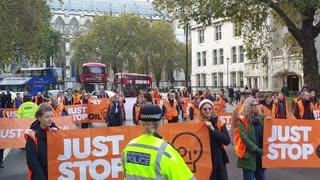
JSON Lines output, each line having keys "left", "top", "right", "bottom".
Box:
{"left": 38, "top": 29, "right": 62, "bottom": 67}
{"left": 73, "top": 14, "right": 187, "bottom": 87}
{"left": 0, "top": 0, "right": 52, "bottom": 65}
{"left": 154, "top": 0, "right": 320, "bottom": 91}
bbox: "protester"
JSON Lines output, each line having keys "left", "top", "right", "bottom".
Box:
{"left": 142, "top": 92, "right": 153, "bottom": 105}
{"left": 309, "top": 90, "right": 319, "bottom": 107}
{"left": 48, "top": 96, "right": 64, "bottom": 117}
{"left": 230, "top": 89, "right": 253, "bottom": 144}
{"left": 162, "top": 92, "right": 179, "bottom": 123}
{"left": 25, "top": 104, "right": 59, "bottom": 180}
{"left": 33, "top": 92, "right": 45, "bottom": 106}
{"left": 121, "top": 104, "right": 195, "bottom": 179}
{"left": 205, "top": 90, "right": 214, "bottom": 101}
{"left": 17, "top": 95, "right": 39, "bottom": 118}
{"left": 151, "top": 87, "right": 161, "bottom": 104}
{"left": 293, "top": 90, "right": 315, "bottom": 120}
{"left": 234, "top": 97, "right": 265, "bottom": 180}
{"left": 281, "top": 83, "right": 289, "bottom": 97}
{"left": 81, "top": 93, "right": 90, "bottom": 128}
{"left": 228, "top": 86, "right": 235, "bottom": 106}
{"left": 252, "top": 88, "right": 260, "bottom": 104}
{"left": 13, "top": 92, "right": 24, "bottom": 109}
{"left": 181, "top": 86, "right": 190, "bottom": 98}
{"left": 189, "top": 94, "right": 201, "bottom": 121}
{"left": 132, "top": 95, "right": 143, "bottom": 125}
{"left": 259, "top": 93, "right": 276, "bottom": 118}
{"left": 197, "top": 99, "right": 230, "bottom": 180}
{"left": 274, "top": 92, "right": 289, "bottom": 119}
{"left": 97, "top": 87, "right": 109, "bottom": 98}
{"left": 235, "top": 88, "right": 241, "bottom": 105}
{"left": 175, "top": 91, "right": 183, "bottom": 122}
{"left": 106, "top": 94, "right": 126, "bottom": 127}
{"left": 72, "top": 90, "right": 82, "bottom": 105}
{"left": 217, "top": 89, "right": 227, "bottom": 112}
{"left": 1, "top": 92, "right": 6, "bottom": 108}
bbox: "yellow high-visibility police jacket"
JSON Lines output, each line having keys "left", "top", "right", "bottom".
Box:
{"left": 17, "top": 102, "right": 39, "bottom": 118}
{"left": 122, "top": 134, "right": 196, "bottom": 180}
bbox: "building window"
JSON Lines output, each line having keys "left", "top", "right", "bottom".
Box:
{"left": 202, "top": 74, "right": 206, "bottom": 86}
{"left": 197, "top": 52, "right": 201, "bottom": 66}
{"left": 198, "top": 29, "right": 204, "bottom": 44}
{"left": 233, "top": 23, "right": 240, "bottom": 37}
{"left": 232, "top": 72, "right": 237, "bottom": 86}
{"left": 215, "top": 25, "right": 222, "bottom": 40}
{"left": 202, "top": 51, "right": 206, "bottom": 66}
{"left": 239, "top": 72, "right": 244, "bottom": 87}
{"left": 213, "top": 50, "right": 217, "bottom": 65}
{"left": 219, "top": 49, "right": 224, "bottom": 64}
{"left": 239, "top": 46, "right": 244, "bottom": 63}
{"left": 213, "top": 73, "right": 218, "bottom": 87}
{"left": 196, "top": 74, "right": 200, "bottom": 87}
{"left": 232, "top": 47, "right": 237, "bottom": 63}
{"left": 219, "top": 73, "right": 224, "bottom": 87}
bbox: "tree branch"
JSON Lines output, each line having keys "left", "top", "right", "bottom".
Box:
{"left": 261, "top": 0, "right": 304, "bottom": 44}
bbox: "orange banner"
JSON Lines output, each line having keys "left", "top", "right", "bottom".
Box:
{"left": 2, "top": 108, "right": 18, "bottom": 118}
{"left": 182, "top": 99, "right": 192, "bottom": 118}
{"left": 64, "top": 104, "right": 88, "bottom": 124}
{"left": 0, "top": 116, "right": 74, "bottom": 148}
{"left": 263, "top": 119, "right": 320, "bottom": 168}
{"left": 47, "top": 122, "right": 212, "bottom": 180}
{"left": 218, "top": 112, "right": 233, "bottom": 134}
{"left": 86, "top": 98, "right": 110, "bottom": 123}
{"left": 313, "top": 107, "right": 320, "bottom": 120}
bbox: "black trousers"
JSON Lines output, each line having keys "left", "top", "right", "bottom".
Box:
{"left": 0, "top": 149, "right": 4, "bottom": 162}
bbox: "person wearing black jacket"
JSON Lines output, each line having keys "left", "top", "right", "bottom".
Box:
{"left": 25, "top": 104, "right": 59, "bottom": 180}
{"left": 293, "top": 90, "right": 315, "bottom": 120}
{"left": 197, "top": 99, "right": 230, "bottom": 180}
{"left": 106, "top": 94, "right": 126, "bottom": 127}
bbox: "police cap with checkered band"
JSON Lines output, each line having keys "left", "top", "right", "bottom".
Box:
{"left": 139, "top": 104, "right": 162, "bottom": 122}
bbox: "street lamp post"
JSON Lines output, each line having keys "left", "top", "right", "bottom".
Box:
{"left": 226, "top": 57, "right": 229, "bottom": 89}
{"left": 185, "top": 23, "right": 189, "bottom": 88}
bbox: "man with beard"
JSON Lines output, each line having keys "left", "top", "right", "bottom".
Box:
{"left": 293, "top": 90, "right": 315, "bottom": 120}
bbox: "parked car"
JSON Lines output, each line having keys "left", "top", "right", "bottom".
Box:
{"left": 92, "top": 90, "right": 116, "bottom": 98}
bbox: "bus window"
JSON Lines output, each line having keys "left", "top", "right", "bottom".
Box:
{"left": 43, "top": 70, "right": 51, "bottom": 77}
{"left": 32, "top": 70, "right": 42, "bottom": 77}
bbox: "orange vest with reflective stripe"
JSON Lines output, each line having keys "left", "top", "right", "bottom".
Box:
{"left": 49, "top": 103, "right": 64, "bottom": 116}
{"left": 292, "top": 100, "right": 314, "bottom": 120}
{"left": 218, "top": 96, "right": 226, "bottom": 108}
{"left": 164, "top": 102, "right": 178, "bottom": 120}
{"left": 24, "top": 130, "right": 38, "bottom": 180}
{"left": 190, "top": 104, "right": 200, "bottom": 120}
{"left": 135, "top": 104, "right": 141, "bottom": 124}
{"left": 234, "top": 115, "right": 248, "bottom": 158}
{"left": 259, "top": 104, "right": 276, "bottom": 118}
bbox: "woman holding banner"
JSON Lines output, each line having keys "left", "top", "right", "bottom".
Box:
{"left": 197, "top": 99, "right": 230, "bottom": 180}
{"left": 122, "top": 104, "right": 195, "bottom": 180}
{"left": 234, "top": 97, "right": 265, "bottom": 180}
{"left": 25, "top": 104, "right": 59, "bottom": 180}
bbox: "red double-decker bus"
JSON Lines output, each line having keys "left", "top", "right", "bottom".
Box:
{"left": 113, "top": 72, "right": 152, "bottom": 96}
{"left": 80, "top": 63, "right": 107, "bottom": 92}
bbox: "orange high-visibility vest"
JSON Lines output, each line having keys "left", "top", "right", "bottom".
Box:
{"left": 49, "top": 103, "right": 64, "bottom": 116}
{"left": 234, "top": 115, "right": 248, "bottom": 158}
{"left": 218, "top": 96, "right": 226, "bottom": 108}
{"left": 34, "top": 95, "right": 44, "bottom": 105}
{"left": 134, "top": 104, "right": 141, "bottom": 124}
{"left": 164, "top": 102, "right": 178, "bottom": 120}
{"left": 190, "top": 104, "right": 200, "bottom": 120}
{"left": 258, "top": 104, "right": 276, "bottom": 118}
{"left": 292, "top": 100, "right": 314, "bottom": 120}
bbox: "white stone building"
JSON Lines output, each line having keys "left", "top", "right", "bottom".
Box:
{"left": 191, "top": 17, "right": 320, "bottom": 92}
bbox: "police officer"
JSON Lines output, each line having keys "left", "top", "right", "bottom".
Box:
{"left": 121, "top": 104, "right": 195, "bottom": 180}
{"left": 17, "top": 95, "right": 39, "bottom": 118}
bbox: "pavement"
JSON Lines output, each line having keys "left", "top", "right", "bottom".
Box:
{"left": 0, "top": 98, "right": 319, "bottom": 179}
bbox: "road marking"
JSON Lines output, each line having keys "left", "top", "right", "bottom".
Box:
{"left": 3, "top": 149, "right": 11, "bottom": 161}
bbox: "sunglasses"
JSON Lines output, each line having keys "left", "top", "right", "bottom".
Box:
{"left": 202, "top": 107, "right": 213, "bottom": 111}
